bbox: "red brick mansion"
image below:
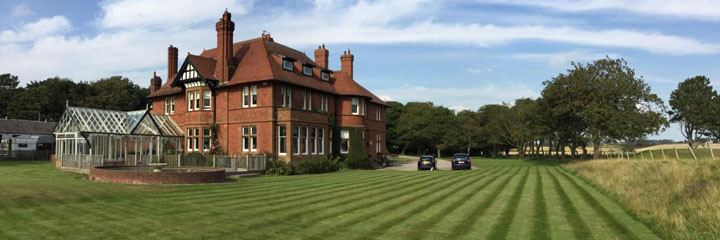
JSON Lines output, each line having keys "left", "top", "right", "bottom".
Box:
{"left": 147, "top": 11, "right": 387, "bottom": 161}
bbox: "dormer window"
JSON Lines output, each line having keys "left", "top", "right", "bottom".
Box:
{"left": 282, "top": 58, "right": 294, "bottom": 71}
{"left": 181, "top": 64, "right": 198, "bottom": 80}
{"left": 302, "top": 65, "right": 313, "bottom": 76}
{"left": 321, "top": 71, "right": 330, "bottom": 81}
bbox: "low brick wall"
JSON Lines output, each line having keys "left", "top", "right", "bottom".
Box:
{"left": 90, "top": 166, "right": 226, "bottom": 184}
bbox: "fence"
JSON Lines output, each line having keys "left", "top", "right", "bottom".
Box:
{"left": 61, "top": 154, "right": 104, "bottom": 169}
{"left": 59, "top": 153, "right": 267, "bottom": 173}
{"left": 601, "top": 144, "right": 719, "bottom": 161}
{"left": 177, "top": 154, "right": 266, "bottom": 172}
{"left": 0, "top": 150, "right": 53, "bottom": 161}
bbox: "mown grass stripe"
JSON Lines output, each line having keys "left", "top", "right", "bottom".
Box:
{"left": 257, "top": 169, "right": 506, "bottom": 239}
{"left": 485, "top": 167, "right": 531, "bottom": 240}
{"left": 531, "top": 166, "right": 551, "bottom": 240}
{"left": 307, "top": 170, "right": 480, "bottom": 239}
{"left": 552, "top": 167, "right": 641, "bottom": 240}
{"left": 449, "top": 167, "right": 523, "bottom": 239}
{"left": 166, "top": 172, "right": 422, "bottom": 222}
{"left": 223, "top": 171, "right": 452, "bottom": 231}
{"left": 401, "top": 167, "right": 513, "bottom": 239}
{"left": 546, "top": 167, "right": 593, "bottom": 240}
{"left": 355, "top": 168, "right": 510, "bottom": 240}
{"left": 156, "top": 171, "right": 390, "bottom": 203}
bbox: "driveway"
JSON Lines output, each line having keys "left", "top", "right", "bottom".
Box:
{"left": 380, "top": 157, "right": 475, "bottom": 171}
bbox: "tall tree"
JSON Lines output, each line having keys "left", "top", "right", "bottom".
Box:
{"left": 669, "top": 76, "right": 716, "bottom": 148}
{"left": 87, "top": 76, "right": 149, "bottom": 111}
{"left": 384, "top": 101, "right": 404, "bottom": 154}
{"left": 0, "top": 73, "right": 20, "bottom": 118}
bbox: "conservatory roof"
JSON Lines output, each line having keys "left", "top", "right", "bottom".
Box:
{"left": 54, "top": 106, "right": 183, "bottom": 137}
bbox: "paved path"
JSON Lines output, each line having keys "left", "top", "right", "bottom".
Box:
{"left": 380, "top": 158, "right": 476, "bottom": 171}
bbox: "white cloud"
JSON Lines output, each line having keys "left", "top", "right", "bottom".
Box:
{"left": 481, "top": 0, "right": 720, "bottom": 21}
{"left": 372, "top": 83, "right": 540, "bottom": 111}
{"left": 466, "top": 67, "right": 493, "bottom": 74}
{"left": 0, "top": 16, "right": 71, "bottom": 43}
{"left": 11, "top": 4, "right": 35, "bottom": 17}
{"left": 508, "top": 50, "right": 619, "bottom": 68}
{"left": 99, "top": 0, "right": 253, "bottom": 29}
{"left": 1, "top": 0, "right": 719, "bottom": 88}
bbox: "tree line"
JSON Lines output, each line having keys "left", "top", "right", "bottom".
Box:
{"left": 385, "top": 57, "right": 676, "bottom": 159}
{"left": 0, "top": 74, "right": 149, "bottom": 121}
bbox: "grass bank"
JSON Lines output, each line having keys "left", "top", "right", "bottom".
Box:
{"left": 0, "top": 160, "right": 658, "bottom": 239}
{"left": 567, "top": 159, "right": 720, "bottom": 239}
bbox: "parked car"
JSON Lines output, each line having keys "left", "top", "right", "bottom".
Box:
{"left": 451, "top": 153, "right": 471, "bottom": 170}
{"left": 417, "top": 155, "right": 436, "bottom": 170}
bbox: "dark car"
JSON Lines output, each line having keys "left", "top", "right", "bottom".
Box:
{"left": 417, "top": 155, "right": 437, "bottom": 170}
{"left": 451, "top": 153, "right": 471, "bottom": 170}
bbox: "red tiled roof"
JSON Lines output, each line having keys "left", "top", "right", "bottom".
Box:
{"left": 186, "top": 54, "right": 217, "bottom": 80}
{"left": 149, "top": 37, "right": 387, "bottom": 106}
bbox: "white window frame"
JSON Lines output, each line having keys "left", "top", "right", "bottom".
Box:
{"left": 194, "top": 91, "right": 200, "bottom": 110}
{"left": 242, "top": 87, "right": 249, "bottom": 108}
{"left": 203, "top": 91, "right": 211, "bottom": 110}
{"left": 292, "top": 126, "right": 300, "bottom": 155}
{"left": 251, "top": 86, "right": 258, "bottom": 107}
{"left": 329, "top": 129, "right": 333, "bottom": 154}
{"left": 251, "top": 126, "right": 257, "bottom": 151}
{"left": 319, "top": 128, "right": 325, "bottom": 154}
{"left": 203, "top": 128, "right": 211, "bottom": 152}
{"left": 170, "top": 97, "right": 175, "bottom": 114}
{"left": 340, "top": 130, "right": 349, "bottom": 154}
{"left": 321, "top": 71, "right": 330, "bottom": 81}
{"left": 242, "top": 127, "right": 249, "bottom": 152}
{"left": 188, "top": 92, "right": 194, "bottom": 111}
{"left": 376, "top": 107, "right": 381, "bottom": 121}
{"left": 187, "top": 128, "right": 193, "bottom": 152}
{"left": 282, "top": 59, "right": 294, "bottom": 71}
{"left": 376, "top": 134, "right": 382, "bottom": 153}
{"left": 302, "top": 65, "right": 313, "bottom": 76}
{"left": 281, "top": 87, "right": 287, "bottom": 107}
{"left": 278, "top": 125, "right": 287, "bottom": 155}
{"left": 302, "top": 126, "right": 308, "bottom": 155}
{"left": 164, "top": 98, "right": 170, "bottom": 115}
{"left": 302, "top": 91, "right": 307, "bottom": 110}
{"left": 310, "top": 128, "right": 317, "bottom": 155}
{"left": 351, "top": 97, "right": 359, "bottom": 115}
{"left": 308, "top": 92, "right": 312, "bottom": 111}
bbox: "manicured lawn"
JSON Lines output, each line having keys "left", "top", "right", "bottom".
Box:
{"left": 0, "top": 159, "right": 659, "bottom": 239}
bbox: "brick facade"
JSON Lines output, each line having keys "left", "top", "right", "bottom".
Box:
{"left": 147, "top": 11, "right": 387, "bottom": 162}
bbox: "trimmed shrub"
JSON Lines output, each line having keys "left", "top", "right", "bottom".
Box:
{"left": 294, "top": 156, "right": 345, "bottom": 174}
{"left": 345, "top": 127, "right": 372, "bottom": 169}
{"left": 265, "top": 159, "right": 293, "bottom": 175}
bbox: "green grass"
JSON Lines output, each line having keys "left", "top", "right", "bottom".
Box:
{"left": 0, "top": 159, "right": 660, "bottom": 239}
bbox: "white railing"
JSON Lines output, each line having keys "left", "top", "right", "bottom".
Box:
{"left": 61, "top": 154, "right": 103, "bottom": 169}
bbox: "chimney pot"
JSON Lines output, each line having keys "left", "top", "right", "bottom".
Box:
{"left": 314, "top": 43, "right": 329, "bottom": 68}
{"left": 167, "top": 45, "right": 178, "bottom": 83}
{"left": 215, "top": 11, "right": 236, "bottom": 82}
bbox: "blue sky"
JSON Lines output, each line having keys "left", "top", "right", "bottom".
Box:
{"left": 1, "top": 0, "right": 719, "bottom": 141}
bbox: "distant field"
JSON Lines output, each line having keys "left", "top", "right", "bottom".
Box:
{"left": 568, "top": 159, "right": 720, "bottom": 239}
{"left": 508, "top": 145, "right": 621, "bottom": 155}
{"left": 0, "top": 160, "right": 658, "bottom": 239}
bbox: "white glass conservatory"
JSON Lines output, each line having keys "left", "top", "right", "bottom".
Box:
{"left": 54, "top": 106, "right": 184, "bottom": 169}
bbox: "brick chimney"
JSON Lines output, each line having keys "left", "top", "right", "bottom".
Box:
{"left": 314, "top": 44, "right": 329, "bottom": 69}
{"left": 167, "top": 45, "right": 178, "bottom": 82}
{"left": 215, "top": 10, "right": 235, "bottom": 82}
{"left": 150, "top": 71, "right": 162, "bottom": 93}
{"left": 340, "top": 49, "right": 354, "bottom": 79}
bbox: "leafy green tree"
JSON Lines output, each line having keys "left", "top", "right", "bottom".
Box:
{"left": 0, "top": 73, "right": 20, "bottom": 118}
{"left": 384, "top": 101, "right": 404, "bottom": 154}
{"left": 669, "top": 76, "right": 716, "bottom": 148}
{"left": 87, "top": 76, "right": 150, "bottom": 111}
{"left": 542, "top": 57, "right": 666, "bottom": 159}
